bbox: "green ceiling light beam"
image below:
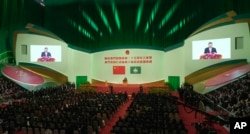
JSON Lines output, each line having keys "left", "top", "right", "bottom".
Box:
{"left": 111, "top": 0, "right": 121, "bottom": 30}
{"left": 135, "top": 0, "right": 144, "bottom": 31}
{"left": 67, "top": 19, "right": 94, "bottom": 40}
{"left": 144, "top": 0, "right": 161, "bottom": 33}
{"left": 79, "top": 26, "right": 94, "bottom": 40}
{"left": 167, "top": 25, "right": 179, "bottom": 36}
{"left": 96, "top": 4, "right": 112, "bottom": 33}
{"left": 81, "top": 11, "right": 99, "bottom": 32}
{"left": 159, "top": 0, "right": 182, "bottom": 29}
{"left": 166, "top": 12, "right": 197, "bottom": 36}
{"left": 144, "top": 23, "right": 149, "bottom": 33}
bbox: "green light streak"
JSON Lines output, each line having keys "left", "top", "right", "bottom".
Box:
{"left": 135, "top": 0, "right": 144, "bottom": 31}
{"left": 144, "top": 0, "right": 161, "bottom": 33}
{"left": 96, "top": 4, "right": 112, "bottom": 33}
{"left": 82, "top": 11, "right": 99, "bottom": 32}
{"left": 144, "top": 23, "right": 149, "bottom": 33}
{"left": 166, "top": 12, "right": 197, "bottom": 36}
{"left": 67, "top": 19, "right": 94, "bottom": 40}
{"left": 159, "top": 0, "right": 182, "bottom": 29}
{"left": 112, "top": 0, "right": 121, "bottom": 30}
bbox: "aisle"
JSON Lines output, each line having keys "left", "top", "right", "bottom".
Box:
{"left": 177, "top": 104, "right": 204, "bottom": 134}
{"left": 172, "top": 91, "right": 229, "bottom": 134}
{"left": 99, "top": 98, "right": 133, "bottom": 134}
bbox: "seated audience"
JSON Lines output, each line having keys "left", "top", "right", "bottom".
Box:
{"left": 206, "top": 74, "right": 250, "bottom": 118}
{"left": 0, "top": 77, "right": 26, "bottom": 101}
{"left": 0, "top": 77, "right": 128, "bottom": 134}
{"left": 178, "top": 84, "right": 206, "bottom": 108}
{"left": 179, "top": 73, "right": 250, "bottom": 118}
{"left": 111, "top": 93, "right": 187, "bottom": 134}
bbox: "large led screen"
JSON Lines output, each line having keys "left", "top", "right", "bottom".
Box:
{"left": 30, "top": 45, "right": 61, "bottom": 62}
{"left": 192, "top": 38, "right": 231, "bottom": 60}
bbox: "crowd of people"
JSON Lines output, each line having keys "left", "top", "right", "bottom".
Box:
{"left": 0, "top": 77, "right": 26, "bottom": 102}
{"left": 178, "top": 84, "right": 206, "bottom": 109}
{"left": 111, "top": 93, "right": 187, "bottom": 134}
{"left": 178, "top": 73, "right": 250, "bottom": 119}
{"left": 178, "top": 84, "right": 230, "bottom": 133}
{"left": 2, "top": 71, "right": 249, "bottom": 134}
{"left": 206, "top": 73, "right": 250, "bottom": 117}
{"left": 0, "top": 80, "right": 128, "bottom": 134}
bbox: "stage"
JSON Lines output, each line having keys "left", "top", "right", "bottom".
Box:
{"left": 87, "top": 79, "right": 169, "bottom": 94}
{"left": 2, "top": 65, "right": 44, "bottom": 85}
{"left": 1, "top": 65, "right": 58, "bottom": 91}
{"left": 92, "top": 84, "right": 168, "bottom": 94}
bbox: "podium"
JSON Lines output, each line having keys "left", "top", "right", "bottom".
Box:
{"left": 37, "top": 57, "right": 55, "bottom": 62}
{"left": 200, "top": 54, "right": 222, "bottom": 59}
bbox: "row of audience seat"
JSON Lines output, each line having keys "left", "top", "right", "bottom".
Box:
{"left": 178, "top": 73, "right": 250, "bottom": 133}
{"left": 206, "top": 73, "right": 250, "bottom": 117}
{"left": 0, "top": 77, "right": 128, "bottom": 134}
{"left": 111, "top": 93, "right": 187, "bottom": 134}
{"left": 0, "top": 77, "right": 26, "bottom": 102}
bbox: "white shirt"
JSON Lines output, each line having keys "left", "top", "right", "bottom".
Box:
{"left": 209, "top": 47, "right": 212, "bottom": 53}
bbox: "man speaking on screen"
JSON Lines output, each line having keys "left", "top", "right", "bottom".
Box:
{"left": 41, "top": 47, "right": 51, "bottom": 58}
{"left": 204, "top": 42, "right": 217, "bottom": 54}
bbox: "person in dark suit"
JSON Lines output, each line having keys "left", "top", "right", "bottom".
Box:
{"left": 139, "top": 85, "right": 143, "bottom": 93}
{"left": 204, "top": 42, "right": 217, "bottom": 54}
{"left": 109, "top": 84, "right": 114, "bottom": 94}
{"left": 41, "top": 47, "right": 51, "bottom": 58}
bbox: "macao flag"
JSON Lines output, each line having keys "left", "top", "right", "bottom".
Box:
{"left": 113, "top": 66, "right": 125, "bottom": 75}
{"left": 130, "top": 66, "right": 141, "bottom": 74}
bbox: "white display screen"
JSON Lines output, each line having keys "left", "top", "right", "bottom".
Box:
{"left": 30, "top": 45, "right": 62, "bottom": 62}
{"left": 192, "top": 38, "right": 231, "bottom": 60}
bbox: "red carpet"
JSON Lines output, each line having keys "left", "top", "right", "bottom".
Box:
{"left": 178, "top": 103, "right": 205, "bottom": 134}
{"left": 2, "top": 65, "right": 44, "bottom": 84}
{"left": 178, "top": 102, "right": 229, "bottom": 134}
{"left": 213, "top": 123, "right": 229, "bottom": 134}
{"left": 99, "top": 98, "right": 133, "bottom": 134}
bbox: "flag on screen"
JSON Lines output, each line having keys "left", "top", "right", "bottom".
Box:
{"left": 113, "top": 66, "right": 125, "bottom": 75}
{"left": 130, "top": 66, "right": 141, "bottom": 74}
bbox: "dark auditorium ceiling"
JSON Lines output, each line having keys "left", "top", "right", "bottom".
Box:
{"left": 1, "top": 0, "right": 250, "bottom": 52}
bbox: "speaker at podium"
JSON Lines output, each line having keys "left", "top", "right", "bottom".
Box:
{"left": 123, "top": 77, "right": 128, "bottom": 84}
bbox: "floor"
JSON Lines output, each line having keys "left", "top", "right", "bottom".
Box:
{"left": 99, "top": 97, "right": 133, "bottom": 134}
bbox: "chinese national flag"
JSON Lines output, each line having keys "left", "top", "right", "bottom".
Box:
{"left": 113, "top": 66, "right": 125, "bottom": 75}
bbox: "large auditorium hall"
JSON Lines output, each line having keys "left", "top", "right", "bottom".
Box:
{"left": 0, "top": 0, "right": 250, "bottom": 134}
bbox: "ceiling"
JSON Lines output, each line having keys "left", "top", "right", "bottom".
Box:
{"left": 1, "top": 0, "right": 250, "bottom": 52}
